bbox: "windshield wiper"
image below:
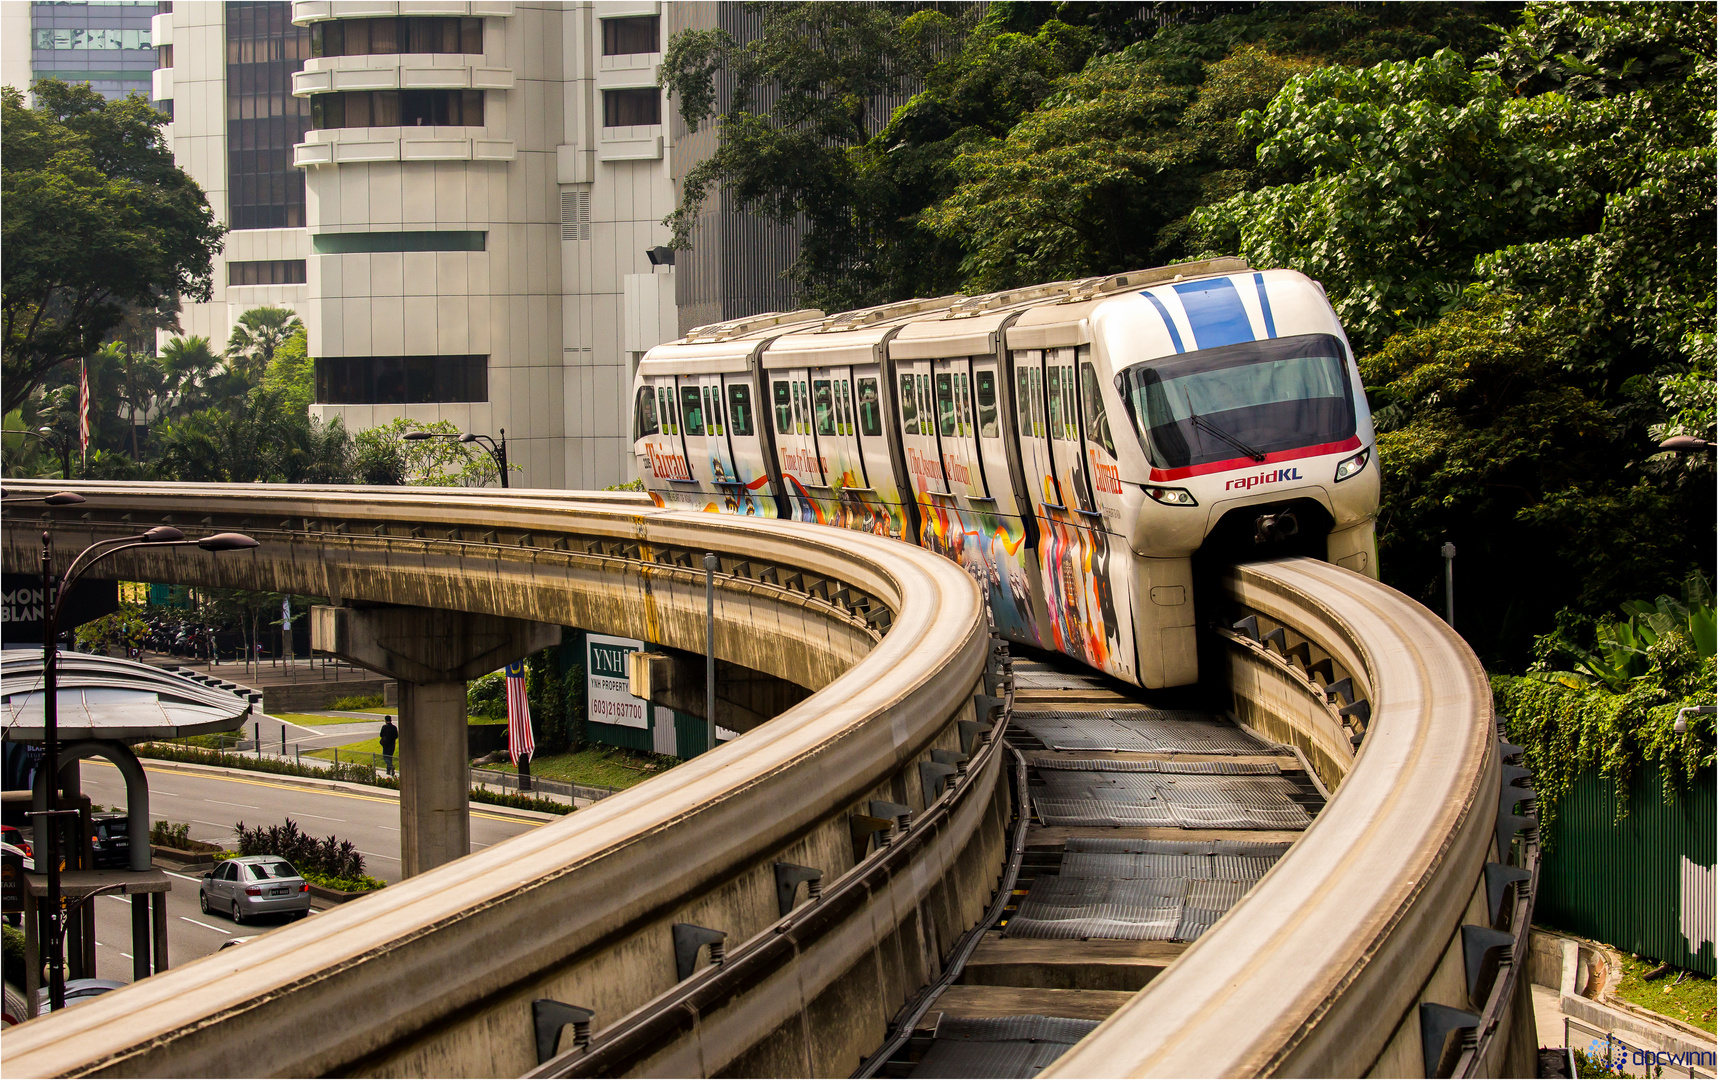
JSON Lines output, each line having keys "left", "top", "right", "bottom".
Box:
{"left": 1190, "top": 413, "right": 1266, "bottom": 462}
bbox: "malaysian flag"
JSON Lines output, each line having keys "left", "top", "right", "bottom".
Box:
{"left": 78, "top": 357, "right": 90, "bottom": 465}
{"left": 505, "top": 660, "right": 535, "bottom": 765}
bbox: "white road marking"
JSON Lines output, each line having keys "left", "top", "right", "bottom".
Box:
{"left": 290, "top": 813, "right": 347, "bottom": 823}
{"left": 163, "top": 871, "right": 205, "bottom": 883}
{"left": 179, "top": 917, "right": 227, "bottom": 933}
{"left": 356, "top": 850, "right": 398, "bottom": 863}
{"left": 101, "top": 894, "right": 132, "bottom": 905}
{"left": 205, "top": 800, "right": 259, "bottom": 809}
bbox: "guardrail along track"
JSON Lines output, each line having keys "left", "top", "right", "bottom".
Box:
{"left": 2, "top": 484, "right": 1539, "bottom": 1078}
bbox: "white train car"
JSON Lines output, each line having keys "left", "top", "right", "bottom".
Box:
{"left": 633, "top": 258, "right": 1379, "bottom": 689}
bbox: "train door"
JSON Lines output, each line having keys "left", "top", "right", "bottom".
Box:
{"left": 896, "top": 358, "right": 950, "bottom": 551}
{"left": 768, "top": 369, "right": 827, "bottom": 523}
{"left": 853, "top": 365, "right": 909, "bottom": 540}
{"left": 966, "top": 356, "right": 1041, "bottom": 643}
{"left": 639, "top": 375, "right": 693, "bottom": 492}
{"left": 720, "top": 374, "right": 775, "bottom": 518}
{"left": 685, "top": 374, "right": 736, "bottom": 488}
{"left": 1071, "top": 348, "right": 1133, "bottom": 680}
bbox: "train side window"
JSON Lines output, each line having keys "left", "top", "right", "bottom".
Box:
{"left": 680, "top": 385, "right": 706, "bottom": 436}
{"left": 791, "top": 381, "right": 805, "bottom": 434}
{"left": 813, "top": 379, "right": 834, "bottom": 436}
{"left": 727, "top": 383, "right": 754, "bottom": 437}
{"left": 976, "top": 368, "right": 999, "bottom": 438}
{"left": 773, "top": 381, "right": 793, "bottom": 435}
{"left": 1079, "top": 361, "right": 1115, "bottom": 457}
{"left": 633, "top": 385, "right": 658, "bottom": 439}
{"left": 841, "top": 380, "right": 855, "bottom": 435}
{"left": 1016, "top": 368, "right": 1033, "bottom": 437}
{"left": 935, "top": 372, "right": 954, "bottom": 437}
{"left": 858, "top": 377, "right": 882, "bottom": 436}
{"left": 1029, "top": 368, "right": 1044, "bottom": 437}
{"left": 918, "top": 374, "right": 932, "bottom": 434}
{"left": 1047, "top": 367, "right": 1064, "bottom": 439}
{"left": 899, "top": 374, "right": 918, "bottom": 434}
{"left": 706, "top": 385, "right": 725, "bottom": 435}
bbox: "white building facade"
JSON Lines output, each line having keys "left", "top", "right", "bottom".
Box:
{"left": 146, "top": 0, "right": 682, "bottom": 488}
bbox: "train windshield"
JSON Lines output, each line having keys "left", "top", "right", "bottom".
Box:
{"left": 1116, "top": 333, "right": 1354, "bottom": 470}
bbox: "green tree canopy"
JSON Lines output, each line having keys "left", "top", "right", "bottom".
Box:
{"left": 225, "top": 305, "right": 303, "bottom": 382}
{"left": 1, "top": 81, "right": 224, "bottom": 413}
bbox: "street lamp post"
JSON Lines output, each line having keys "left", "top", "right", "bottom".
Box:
{"left": 1, "top": 430, "right": 72, "bottom": 480}
{"left": 403, "top": 428, "right": 509, "bottom": 488}
{"left": 16, "top": 510, "right": 258, "bottom": 1010}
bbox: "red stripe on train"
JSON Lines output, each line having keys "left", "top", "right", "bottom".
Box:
{"left": 1146, "top": 435, "right": 1362, "bottom": 483}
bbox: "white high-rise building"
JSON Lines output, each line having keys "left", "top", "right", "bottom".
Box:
{"left": 146, "top": 1, "right": 683, "bottom": 488}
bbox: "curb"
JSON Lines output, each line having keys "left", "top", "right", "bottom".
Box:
{"left": 132, "top": 756, "right": 566, "bottom": 824}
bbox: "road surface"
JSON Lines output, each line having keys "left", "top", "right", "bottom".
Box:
{"left": 70, "top": 757, "right": 545, "bottom": 984}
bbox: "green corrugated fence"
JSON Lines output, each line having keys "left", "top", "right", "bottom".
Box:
{"left": 1538, "top": 765, "right": 1715, "bottom": 975}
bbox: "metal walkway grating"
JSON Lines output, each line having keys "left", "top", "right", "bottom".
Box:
{"left": 1012, "top": 709, "right": 1283, "bottom": 754}
{"left": 907, "top": 1016, "right": 1101, "bottom": 1078}
{"left": 1005, "top": 840, "right": 1290, "bottom": 942}
{"left": 1031, "top": 768, "right": 1314, "bottom": 830}
{"left": 1009, "top": 663, "right": 1116, "bottom": 692}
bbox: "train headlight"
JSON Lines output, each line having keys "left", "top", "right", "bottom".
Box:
{"left": 1333, "top": 447, "right": 1371, "bottom": 483}
{"left": 1144, "top": 486, "right": 1198, "bottom": 507}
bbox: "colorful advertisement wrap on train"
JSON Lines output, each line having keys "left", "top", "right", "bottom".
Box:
{"left": 1033, "top": 497, "right": 1135, "bottom": 684}
{"left": 917, "top": 492, "right": 1039, "bottom": 643}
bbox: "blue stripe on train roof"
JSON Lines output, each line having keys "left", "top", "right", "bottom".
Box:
{"left": 1252, "top": 272, "right": 1277, "bottom": 338}
{"left": 1170, "top": 276, "right": 1254, "bottom": 349}
{"left": 1141, "top": 292, "right": 1186, "bottom": 354}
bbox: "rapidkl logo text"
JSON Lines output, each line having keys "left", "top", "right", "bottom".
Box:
{"left": 1226, "top": 467, "right": 1303, "bottom": 491}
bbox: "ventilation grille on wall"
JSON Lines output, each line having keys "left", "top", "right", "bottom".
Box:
{"left": 561, "top": 188, "right": 591, "bottom": 241}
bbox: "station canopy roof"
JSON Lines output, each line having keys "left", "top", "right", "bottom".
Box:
{"left": 1, "top": 650, "right": 254, "bottom": 741}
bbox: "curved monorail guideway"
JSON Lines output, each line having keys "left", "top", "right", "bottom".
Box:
{"left": 1, "top": 474, "right": 1534, "bottom": 1079}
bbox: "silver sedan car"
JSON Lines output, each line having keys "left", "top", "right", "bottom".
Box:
{"left": 199, "top": 856, "right": 311, "bottom": 924}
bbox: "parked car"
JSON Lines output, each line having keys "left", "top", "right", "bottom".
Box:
{"left": 199, "top": 857, "right": 311, "bottom": 924}
{"left": 33, "top": 978, "right": 126, "bottom": 1013}
{"left": 90, "top": 813, "right": 130, "bottom": 869}
{"left": 1, "top": 825, "right": 32, "bottom": 862}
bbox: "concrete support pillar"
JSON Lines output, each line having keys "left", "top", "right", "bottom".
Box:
{"left": 397, "top": 680, "right": 471, "bottom": 877}
{"left": 312, "top": 604, "right": 559, "bottom": 877}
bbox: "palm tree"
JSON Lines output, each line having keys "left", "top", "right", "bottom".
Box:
{"left": 158, "top": 335, "right": 222, "bottom": 418}
{"left": 225, "top": 306, "right": 303, "bottom": 382}
{"left": 100, "top": 341, "right": 167, "bottom": 459}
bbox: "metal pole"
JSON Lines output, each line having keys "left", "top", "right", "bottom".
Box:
{"left": 704, "top": 553, "right": 718, "bottom": 755}
{"left": 495, "top": 430, "right": 508, "bottom": 488}
{"left": 1440, "top": 541, "right": 1456, "bottom": 627}
{"left": 38, "top": 531, "right": 65, "bottom": 1011}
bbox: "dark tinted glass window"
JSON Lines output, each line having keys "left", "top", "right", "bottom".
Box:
{"left": 773, "top": 381, "right": 792, "bottom": 435}
{"left": 314, "top": 356, "right": 489, "bottom": 404}
{"left": 311, "top": 89, "right": 481, "bottom": 129}
{"left": 856, "top": 378, "right": 881, "bottom": 437}
{"left": 311, "top": 17, "right": 482, "bottom": 57}
{"left": 602, "top": 87, "right": 660, "bottom": 127}
{"left": 226, "top": 1, "right": 311, "bottom": 230}
{"left": 679, "top": 385, "right": 705, "bottom": 436}
{"left": 726, "top": 384, "right": 753, "bottom": 437}
{"left": 634, "top": 386, "right": 658, "bottom": 439}
{"left": 601, "top": 16, "right": 658, "bottom": 55}
{"left": 228, "top": 259, "right": 307, "bottom": 286}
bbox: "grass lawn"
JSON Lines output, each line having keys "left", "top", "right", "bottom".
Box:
{"left": 1610, "top": 949, "right": 1716, "bottom": 1033}
{"left": 478, "top": 746, "right": 677, "bottom": 791}
{"left": 305, "top": 736, "right": 384, "bottom": 761}
{"left": 274, "top": 712, "right": 381, "bottom": 727}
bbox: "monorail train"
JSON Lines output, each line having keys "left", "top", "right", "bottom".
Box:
{"left": 631, "top": 257, "right": 1379, "bottom": 689}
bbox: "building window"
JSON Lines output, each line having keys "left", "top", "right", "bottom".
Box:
{"left": 309, "top": 17, "right": 482, "bottom": 58}
{"left": 226, "top": 1, "right": 311, "bottom": 231}
{"left": 315, "top": 356, "right": 488, "bottom": 404}
{"left": 33, "top": 28, "right": 154, "bottom": 50}
{"left": 228, "top": 259, "right": 307, "bottom": 286}
{"left": 600, "top": 16, "right": 658, "bottom": 56}
{"left": 310, "top": 231, "right": 485, "bottom": 254}
{"left": 602, "top": 87, "right": 659, "bottom": 128}
{"left": 309, "top": 89, "right": 483, "bottom": 130}
{"left": 157, "top": 42, "right": 172, "bottom": 68}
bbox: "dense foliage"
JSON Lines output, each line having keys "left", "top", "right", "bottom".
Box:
{"left": 2, "top": 82, "right": 223, "bottom": 414}
{"left": 232, "top": 817, "right": 368, "bottom": 881}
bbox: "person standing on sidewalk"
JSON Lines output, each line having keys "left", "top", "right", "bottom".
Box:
{"left": 379, "top": 716, "right": 399, "bottom": 776}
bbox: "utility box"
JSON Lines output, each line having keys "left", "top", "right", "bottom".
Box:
{"left": 628, "top": 652, "right": 672, "bottom": 700}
